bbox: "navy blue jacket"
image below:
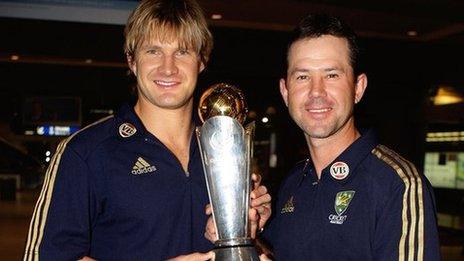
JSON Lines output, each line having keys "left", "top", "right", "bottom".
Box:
{"left": 264, "top": 130, "right": 440, "bottom": 260}
{"left": 23, "top": 105, "right": 213, "bottom": 260}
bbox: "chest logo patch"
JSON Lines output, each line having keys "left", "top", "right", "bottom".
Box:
{"left": 131, "top": 157, "right": 157, "bottom": 175}
{"left": 281, "top": 196, "right": 295, "bottom": 214}
{"left": 329, "top": 190, "right": 355, "bottom": 224}
{"left": 330, "top": 161, "right": 349, "bottom": 180}
{"left": 119, "top": 123, "right": 137, "bottom": 138}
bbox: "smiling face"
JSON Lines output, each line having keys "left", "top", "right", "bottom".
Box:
{"left": 128, "top": 38, "right": 205, "bottom": 112}
{"left": 280, "top": 35, "right": 367, "bottom": 142}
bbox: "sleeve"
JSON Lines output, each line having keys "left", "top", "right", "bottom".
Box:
{"left": 23, "top": 140, "right": 97, "bottom": 261}
{"left": 373, "top": 166, "right": 441, "bottom": 261}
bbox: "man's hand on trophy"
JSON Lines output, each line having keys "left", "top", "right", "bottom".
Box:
{"left": 250, "top": 173, "right": 272, "bottom": 237}
{"left": 204, "top": 205, "right": 218, "bottom": 242}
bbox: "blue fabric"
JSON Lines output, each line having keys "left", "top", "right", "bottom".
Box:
{"left": 264, "top": 129, "right": 440, "bottom": 261}
{"left": 37, "top": 104, "right": 213, "bottom": 260}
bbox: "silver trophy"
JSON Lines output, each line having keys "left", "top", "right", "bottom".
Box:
{"left": 196, "top": 83, "right": 259, "bottom": 261}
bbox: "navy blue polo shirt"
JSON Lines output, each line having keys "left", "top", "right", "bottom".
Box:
{"left": 24, "top": 104, "right": 213, "bottom": 260}
{"left": 264, "top": 130, "right": 440, "bottom": 261}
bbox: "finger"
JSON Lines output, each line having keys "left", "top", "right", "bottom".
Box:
{"left": 251, "top": 173, "right": 262, "bottom": 189}
{"left": 252, "top": 173, "right": 262, "bottom": 183}
{"left": 204, "top": 228, "right": 217, "bottom": 242}
{"left": 258, "top": 206, "right": 272, "bottom": 229}
{"left": 205, "top": 204, "right": 212, "bottom": 215}
{"left": 259, "top": 253, "right": 272, "bottom": 261}
{"left": 249, "top": 208, "right": 259, "bottom": 238}
{"left": 250, "top": 185, "right": 267, "bottom": 200}
{"left": 205, "top": 216, "right": 219, "bottom": 242}
{"left": 206, "top": 217, "right": 213, "bottom": 234}
{"left": 204, "top": 231, "right": 216, "bottom": 243}
{"left": 202, "top": 251, "right": 215, "bottom": 260}
{"left": 251, "top": 191, "right": 271, "bottom": 207}
{"left": 78, "top": 257, "right": 97, "bottom": 261}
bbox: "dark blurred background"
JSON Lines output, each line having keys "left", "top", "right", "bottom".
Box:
{"left": 0, "top": 0, "right": 463, "bottom": 259}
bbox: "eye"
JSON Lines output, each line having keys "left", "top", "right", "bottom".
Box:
{"left": 146, "top": 49, "right": 160, "bottom": 55}
{"left": 326, "top": 73, "right": 339, "bottom": 79}
{"left": 176, "top": 49, "right": 190, "bottom": 56}
{"left": 296, "top": 75, "right": 309, "bottom": 81}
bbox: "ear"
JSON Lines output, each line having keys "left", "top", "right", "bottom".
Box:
{"left": 199, "top": 61, "right": 205, "bottom": 73}
{"left": 279, "top": 78, "right": 289, "bottom": 107}
{"left": 126, "top": 53, "right": 137, "bottom": 76}
{"left": 354, "top": 73, "right": 368, "bottom": 104}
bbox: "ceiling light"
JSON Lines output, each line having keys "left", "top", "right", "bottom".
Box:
{"left": 10, "top": 55, "right": 19, "bottom": 61}
{"left": 407, "top": 30, "right": 418, "bottom": 36}
{"left": 431, "top": 85, "right": 463, "bottom": 105}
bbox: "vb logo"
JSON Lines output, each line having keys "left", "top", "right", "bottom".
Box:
{"left": 119, "top": 123, "right": 137, "bottom": 138}
{"left": 330, "top": 162, "right": 349, "bottom": 180}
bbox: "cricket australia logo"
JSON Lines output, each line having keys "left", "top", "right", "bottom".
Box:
{"left": 328, "top": 190, "right": 355, "bottom": 225}
{"left": 131, "top": 157, "right": 157, "bottom": 175}
{"left": 281, "top": 196, "right": 295, "bottom": 214}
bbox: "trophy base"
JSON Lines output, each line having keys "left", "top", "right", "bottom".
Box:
{"left": 213, "top": 245, "right": 259, "bottom": 261}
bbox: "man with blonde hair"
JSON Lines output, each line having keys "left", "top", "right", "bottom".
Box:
{"left": 23, "top": 1, "right": 270, "bottom": 260}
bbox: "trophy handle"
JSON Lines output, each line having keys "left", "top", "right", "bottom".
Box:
{"left": 244, "top": 121, "right": 255, "bottom": 238}
{"left": 244, "top": 121, "right": 255, "bottom": 159}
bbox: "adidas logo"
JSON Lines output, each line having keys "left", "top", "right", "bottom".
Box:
{"left": 281, "top": 196, "right": 295, "bottom": 214}
{"left": 131, "top": 157, "right": 157, "bottom": 175}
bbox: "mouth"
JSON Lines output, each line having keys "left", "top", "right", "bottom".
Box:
{"left": 306, "top": 108, "right": 332, "bottom": 113}
{"left": 154, "top": 80, "right": 180, "bottom": 88}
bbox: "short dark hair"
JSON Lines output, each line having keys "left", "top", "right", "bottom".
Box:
{"left": 287, "top": 14, "right": 362, "bottom": 76}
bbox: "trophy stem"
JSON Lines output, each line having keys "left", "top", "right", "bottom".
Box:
{"left": 213, "top": 246, "right": 259, "bottom": 261}
{"left": 215, "top": 238, "right": 253, "bottom": 248}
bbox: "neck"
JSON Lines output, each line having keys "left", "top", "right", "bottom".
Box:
{"left": 134, "top": 99, "right": 194, "bottom": 172}
{"left": 134, "top": 99, "right": 194, "bottom": 140}
{"left": 306, "top": 119, "right": 360, "bottom": 179}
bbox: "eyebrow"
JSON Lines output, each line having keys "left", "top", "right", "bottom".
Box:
{"left": 324, "top": 67, "right": 343, "bottom": 72}
{"left": 289, "top": 66, "right": 344, "bottom": 75}
{"left": 140, "top": 44, "right": 161, "bottom": 50}
{"left": 288, "top": 68, "right": 310, "bottom": 75}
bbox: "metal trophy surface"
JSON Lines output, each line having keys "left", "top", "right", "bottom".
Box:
{"left": 196, "top": 83, "right": 258, "bottom": 261}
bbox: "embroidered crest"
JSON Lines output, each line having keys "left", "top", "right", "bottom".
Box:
{"left": 281, "top": 196, "right": 295, "bottom": 214}
{"left": 335, "top": 190, "right": 355, "bottom": 215}
{"left": 330, "top": 161, "right": 350, "bottom": 180}
{"left": 328, "top": 190, "right": 355, "bottom": 224}
{"left": 119, "top": 123, "right": 137, "bottom": 138}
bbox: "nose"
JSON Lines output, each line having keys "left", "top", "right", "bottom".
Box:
{"left": 308, "top": 77, "right": 326, "bottom": 98}
{"left": 158, "top": 55, "right": 178, "bottom": 76}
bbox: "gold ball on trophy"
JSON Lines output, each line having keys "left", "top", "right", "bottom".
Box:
{"left": 198, "top": 83, "right": 248, "bottom": 124}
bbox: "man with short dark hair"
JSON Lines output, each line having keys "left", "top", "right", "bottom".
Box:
{"left": 263, "top": 14, "right": 440, "bottom": 260}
